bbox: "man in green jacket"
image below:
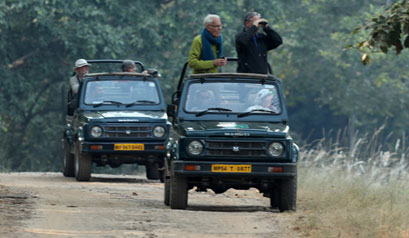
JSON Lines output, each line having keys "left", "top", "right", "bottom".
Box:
{"left": 188, "top": 14, "right": 227, "bottom": 74}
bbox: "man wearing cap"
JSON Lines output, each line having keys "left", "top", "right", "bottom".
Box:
{"left": 235, "top": 12, "right": 282, "bottom": 74}
{"left": 70, "top": 59, "right": 91, "bottom": 94}
{"left": 188, "top": 14, "right": 227, "bottom": 74}
{"left": 247, "top": 88, "right": 280, "bottom": 113}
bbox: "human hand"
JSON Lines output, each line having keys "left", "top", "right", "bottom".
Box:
{"left": 213, "top": 58, "right": 227, "bottom": 67}
{"left": 254, "top": 18, "right": 268, "bottom": 28}
{"left": 220, "top": 57, "right": 227, "bottom": 66}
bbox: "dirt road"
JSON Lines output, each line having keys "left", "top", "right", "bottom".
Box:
{"left": 0, "top": 172, "right": 300, "bottom": 238}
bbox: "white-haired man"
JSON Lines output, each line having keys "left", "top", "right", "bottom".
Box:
{"left": 188, "top": 14, "right": 227, "bottom": 74}
{"left": 70, "top": 59, "right": 91, "bottom": 94}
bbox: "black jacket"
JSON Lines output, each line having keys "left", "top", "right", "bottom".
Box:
{"left": 235, "top": 25, "right": 282, "bottom": 74}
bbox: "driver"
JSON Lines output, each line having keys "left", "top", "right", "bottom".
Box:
{"left": 188, "top": 89, "right": 216, "bottom": 111}
{"left": 85, "top": 83, "right": 104, "bottom": 104}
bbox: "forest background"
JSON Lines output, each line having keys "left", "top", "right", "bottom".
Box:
{"left": 1, "top": 0, "right": 408, "bottom": 171}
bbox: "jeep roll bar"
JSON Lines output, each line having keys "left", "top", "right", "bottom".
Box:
{"left": 176, "top": 57, "right": 272, "bottom": 91}
{"left": 86, "top": 59, "right": 145, "bottom": 72}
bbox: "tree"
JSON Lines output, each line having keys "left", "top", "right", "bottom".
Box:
{"left": 2, "top": 0, "right": 409, "bottom": 171}
{"left": 349, "top": 0, "right": 409, "bottom": 64}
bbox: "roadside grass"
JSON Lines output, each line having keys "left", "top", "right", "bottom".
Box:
{"left": 296, "top": 129, "right": 409, "bottom": 237}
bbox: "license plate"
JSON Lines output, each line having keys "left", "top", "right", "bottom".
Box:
{"left": 114, "top": 144, "right": 144, "bottom": 151}
{"left": 211, "top": 164, "right": 252, "bottom": 173}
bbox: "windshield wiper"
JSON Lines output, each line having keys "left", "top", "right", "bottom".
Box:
{"left": 237, "top": 109, "right": 277, "bottom": 118}
{"left": 92, "top": 100, "right": 124, "bottom": 107}
{"left": 126, "top": 100, "right": 156, "bottom": 107}
{"left": 196, "top": 107, "right": 232, "bottom": 117}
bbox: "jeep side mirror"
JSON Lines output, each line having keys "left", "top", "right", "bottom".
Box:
{"left": 167, "top": 104, "right": 176, "bottom": 118}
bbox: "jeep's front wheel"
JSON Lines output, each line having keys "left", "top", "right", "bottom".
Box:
{"left": 164, "top": 176, "right": 170, "bottom": 206}
{"left": 158, "top": 161, "right": 165, "bottom": 183}
{"left": 269, "top": 188, "right": 279, "bottom": 208}
{"left": 63, "top": 139, "right": 75, "bottom": 177}
{"left": 169, "top": 175, "right": 188, "bottom": 209}
{"left": 74, "top": 142, "right": 92, "bottom": 181}
{"left": 146, "top": 163, "right": 160, "bottom": 180}
{"left": 278, "top": 177, "right": 297, "bottom": 212}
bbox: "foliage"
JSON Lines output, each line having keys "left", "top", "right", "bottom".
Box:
{"left": 1, "top": 0, "right": 409, "bottom": 171}
{"left": 349, "top": 0, "right": 409, "bottom": 65}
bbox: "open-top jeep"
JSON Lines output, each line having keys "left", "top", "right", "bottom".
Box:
{"left": 164, "top": 59, "right": 298, "bottom": 211}
{"left": 62, "top": 60, "right": 170, "bottom": 181}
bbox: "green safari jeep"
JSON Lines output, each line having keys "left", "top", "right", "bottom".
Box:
{"left": 164, "top": 59, "right": 298, "bottom": 211}
{"left": 62, "top": 60, "right": 170, "bottom": 181}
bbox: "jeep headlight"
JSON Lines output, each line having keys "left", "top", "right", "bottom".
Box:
{"left": 268, "top": 142, "right": 284, "bottom": 157}
{"left": 187, "top": 140, "right": 204, "bottom": 155}
{"left": 153, "top": 126, "right": 165, "bottom": 138}
{"left": 90, "top": 126, "right": 103, "bottom": 138}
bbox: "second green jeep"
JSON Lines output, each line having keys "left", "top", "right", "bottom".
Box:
{"left": 62, "top": 60, "right": 170, "bottom": 181}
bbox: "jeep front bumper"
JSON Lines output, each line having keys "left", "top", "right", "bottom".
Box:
{"left": 80, "top": 141, "right": 166, "bottom": 155}
{"left": 172, "top": 161, "right": 297, "bottom": 178}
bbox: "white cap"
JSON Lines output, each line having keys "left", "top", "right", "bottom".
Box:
{"left": 255, "top": 89, "right": 271, "bottom": 105}
{"left": 72, "top": 59, "right": 91, "bottom": 71}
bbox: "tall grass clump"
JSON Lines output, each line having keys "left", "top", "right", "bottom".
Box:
{"left": 297, "top": 127, "right": 409, "bottom": 237}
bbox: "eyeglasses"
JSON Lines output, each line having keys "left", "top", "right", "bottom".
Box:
{"left": 209, "top": 24, "right": 223, "bottom": 29}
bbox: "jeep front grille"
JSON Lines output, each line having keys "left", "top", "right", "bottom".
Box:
{"left": 206, "top": 140, "right": 266, "bottom": 157}
{"left": 104, "top": 126, "right": 151, "bottom": 138}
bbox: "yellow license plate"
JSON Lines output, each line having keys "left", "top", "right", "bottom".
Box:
{"left": 114, "top": 144, "right": 144, "bottom": 151}
{"left": 211, "top": 164, "right": 252, "bottom": 173}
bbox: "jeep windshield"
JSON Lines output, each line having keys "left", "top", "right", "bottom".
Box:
{"left": 184, "top": 81, "right": 281, "bottom": 114}
{"left": 84, "top": 79, "right": 160, "bottom": 106}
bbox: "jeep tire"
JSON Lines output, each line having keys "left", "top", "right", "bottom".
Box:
{"left": 269, "top": 188, "right": 279, "bottom": 209}
{"left": 169, "top": 175, "right": 188, "bottom": 209}
{"left": 63, "top": 140, "right": 75, "bottom": 177}
{"left": 146, "top": 163, "right": 160, "bottom": 180}
{"left": 278, "top": 177, "right": 297, "bottom": 212}
{"left": 158, "top": 161, "right": 165, "bottom": 183}
{"left": 74, "top": 141, "right": 92, "bottom": 181}
{"left": 164, "top": 176, "right": 170, "bottom": 206}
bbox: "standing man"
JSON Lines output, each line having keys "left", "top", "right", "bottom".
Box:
{"left": 70, "top": 59, "right": 91, "bottom": 94}
{"left": 235, "top": 12, "right": 283, "bottom": 74}
{"left": 188, "top": 14, "right": 227, "bottom": 74}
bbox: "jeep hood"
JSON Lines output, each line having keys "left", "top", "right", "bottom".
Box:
{"left": 179, "top": 121, "right": 289, "bottom": 138}
{"left": 82, "top": 111, "right": 167, "bottom": 123}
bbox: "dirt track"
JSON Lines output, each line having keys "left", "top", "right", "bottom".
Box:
{"left": 0, "top": 172, "right": 300, "bottom": 238}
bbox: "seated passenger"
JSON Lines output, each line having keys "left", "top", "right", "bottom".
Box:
{"left": 121, "top": 59, "right": 149, "bottom": 74}
{"left": 121, "top": 59, "right": 136, "bottom": 72}
{"left": 246, "top": 88, "right": 280, "bottom": 113}
{"left": 187, "top": 89, "right": 216, "bottom": 111}
{"left": 85, "top": 83, "right": 104, "bottom": 104}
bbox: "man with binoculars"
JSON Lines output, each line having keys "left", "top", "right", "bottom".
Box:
{"left": 235, "top": 12, "right": 283, "bottom": 74}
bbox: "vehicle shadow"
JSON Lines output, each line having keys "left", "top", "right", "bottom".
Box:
{"left": 186, "top": 205, "right": 279, "bottom": 213}
{"left": 89, "top": 174, "right": 159, "bottom": 184}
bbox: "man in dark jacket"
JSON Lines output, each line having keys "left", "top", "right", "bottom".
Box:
{"left": 235, "top": 12, "right": 282, "bottom": 74}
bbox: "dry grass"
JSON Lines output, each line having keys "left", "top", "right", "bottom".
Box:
{"left": 296, "top": 128, "right": 409, "bottom": 237}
